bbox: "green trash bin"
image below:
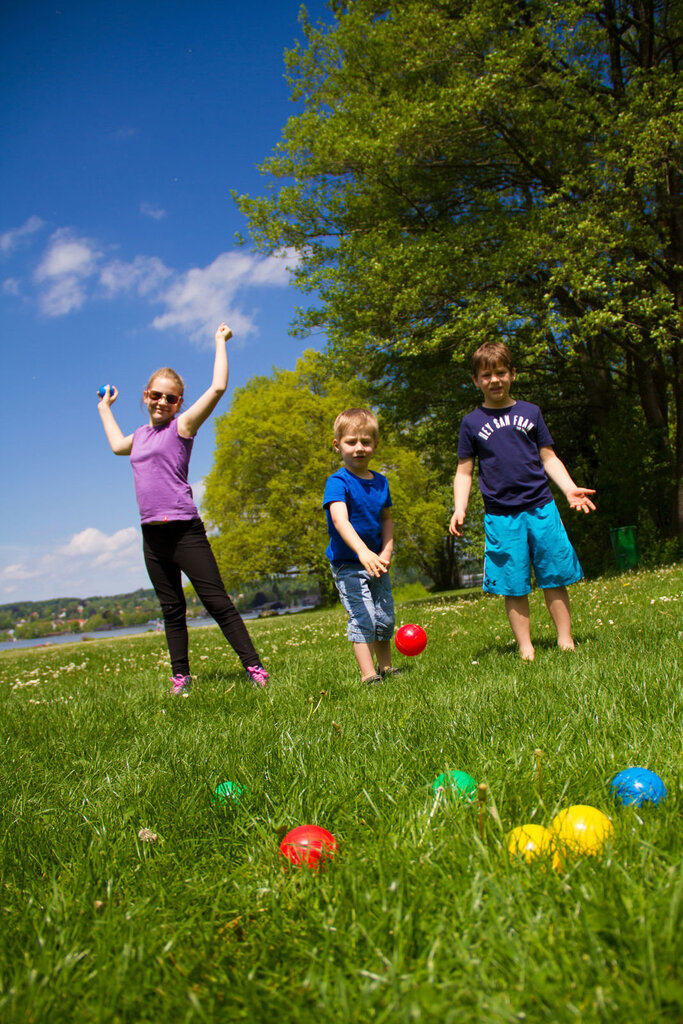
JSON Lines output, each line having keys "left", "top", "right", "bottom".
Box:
{"left": 610, "top": 526, "right": 639, "bottom": 570}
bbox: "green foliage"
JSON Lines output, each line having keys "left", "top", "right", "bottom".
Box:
{"left": 0, "top": 590, "right": 161, "bottom": 634}
{"left": 391, "top": 580, "right": 431, "bottom": 603}
{"left": 379, "top": 442, "right": 452, "bottom": 583}
{"left": 230, "top": 576, "right": 321, "bottom": 614}
{"left": 0, "top": 564, "right": 681, "bottom": 1022}
{"left": 203, "top": 349, "right": 361, "bottom": 602}
{"left": 236, "top": 0, "right": 683, "bottom": 540}
{"left": 13, "top": 618, "right": 59, "bottom": 641}
{"left": 203, "top": 349, "right": 469, "bottom": 594}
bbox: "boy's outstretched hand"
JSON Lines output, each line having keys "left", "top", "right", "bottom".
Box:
{"left": 567, "top": 488, "right": 597, "bottom": 513}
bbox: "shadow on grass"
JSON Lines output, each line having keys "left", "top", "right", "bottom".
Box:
{"left": 191, "top": 666, "right": 262, "bottom": 689}
{"left": 399, "top": 587, "right": 486, "bottom": 609}
{"left": 473, "top": 632, "right": 596, "bottom": 659}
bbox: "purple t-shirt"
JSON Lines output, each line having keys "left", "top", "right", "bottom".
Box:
{"left": 457, "top": 400, "right": 554, "bottom": 514}
{"left": 130, "top": 419, "right": 199, "bottom": 524}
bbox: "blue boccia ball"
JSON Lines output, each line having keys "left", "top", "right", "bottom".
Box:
{"left": 611, "top": 767, "right": 667, "bottom": 807}
{"left": 98, "top": 385, "right": 115, "bottom": 398}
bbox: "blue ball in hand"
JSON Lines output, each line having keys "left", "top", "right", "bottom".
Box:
{"left": 98, "top": 385, "right": 115, "bottom": 398}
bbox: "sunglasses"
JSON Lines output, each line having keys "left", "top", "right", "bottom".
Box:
{"left": 147, "top": 390, "right": 181, "bottom": 405}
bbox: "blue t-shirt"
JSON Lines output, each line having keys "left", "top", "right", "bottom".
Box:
{"left": 323, "top": 467, "right": 392, "bottom": 564}
{"left": 457, "top": 400, "right": 554, "bottom": 514}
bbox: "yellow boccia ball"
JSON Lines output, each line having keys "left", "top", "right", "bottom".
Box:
{"left": 551, "top": 805, "right": 613, "bottom": 856}
{"left": 506, "top": 824, "right": 554, "bottom": 863}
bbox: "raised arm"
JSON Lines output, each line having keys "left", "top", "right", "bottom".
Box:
{"left": 177, "top": 323, "right": 231, "bottom": 438}
{"left": 97, "top": 386, "right": 134, "bottom": 455}
{"left": 540, "top": 446, "right": 596, "bottom": 513}
{"left": 449, "top": 457, "right": 474, "bottom": 536}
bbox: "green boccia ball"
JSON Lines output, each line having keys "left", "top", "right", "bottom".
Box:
{"left": 431, "top": 769, "right": 478, "bottom": 802}
{"left": 211, "top": 780, "right": 246, "bottom": 805}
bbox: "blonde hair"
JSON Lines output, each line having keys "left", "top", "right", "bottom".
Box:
{"left": 333, "top": 408, "right": 379, "bottom": 443}
{"left": 471, "top": 342, "right": 515, "bottom": 377}
{"left": 145, "top": 367, "right": 185, "bottom": 395}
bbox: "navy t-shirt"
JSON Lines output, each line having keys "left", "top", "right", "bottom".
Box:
{"left": 323, "top": 467, "right": 392, "bottom": 564}
{"left": 457, "top": 400, "right": 554, "bottom": 514}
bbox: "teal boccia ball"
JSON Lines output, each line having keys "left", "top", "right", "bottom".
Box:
{"left": 431, "top": 769, "right": 478, "bottom": 801}
{"left": 211, "top": 780, "right": 246, "bottom": 805}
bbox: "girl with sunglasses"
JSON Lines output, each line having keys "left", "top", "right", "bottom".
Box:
{"left": 97, "top": 322, "right": 269, "bottom": 695}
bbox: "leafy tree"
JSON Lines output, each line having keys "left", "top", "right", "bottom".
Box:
{"left": 203, "top": 350, "right": 362, "bottom": 602}
{"left": 236, "top": 0, "right": 683, "bottom": 545}
{"left": 14, "top": 619, "right": 55, "bottom": 640}
{"left": 0, "top": 589, "right": 161, "bottom": 631}
{"left": 84, "top": 613, "right": 107, "bottom": 632}
{"left": 202, "top": 350, "right": 466, "bottom": 595}
{"left": 379, "top": 440, "right": 485, "bottom": 587}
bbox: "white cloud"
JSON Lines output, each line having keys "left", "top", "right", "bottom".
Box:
{"left": 34, "top": 229, "right": 102, "bottom": 316}
{"left": 190, "top": 478, "right": 205, "bottom": 508}
{"left": 24, "top": 225, "right": 297, "bottom": 338}
{"left": 111, "top": 127, "right": 137, "bottom": 141}
{"left": 37, "top": 275, "right": 90, "bottom": 316}
{"left": 0, "top": 527, "right": 145, "bottom": 602}
{"left": 3, "top": 278, "right": 20, "bottom": 296}
{"left": 100, "top": 255, "right": 172, "bottom": 297}
{"left": 140, "top": 202, "right": 167, "bottom": 221}
{"left": 248, "top": 248, "right": 299, "bottom": 285}
{"left": 35, "top": 230, "right": 99, "bottom": 280}
{"left": 2, "top": 561, "right": 45, "bottom": 583}
{"left": 59, "top": 526, "right": 138, "bottom": 560}
{"left": 152, "top": 250, "right": 295, "bottom": 341}
{"left": 0, "top": 215, "right": 45, "bottom": 254}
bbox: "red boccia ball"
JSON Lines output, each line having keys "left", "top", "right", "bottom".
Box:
{"left": 279, "top": 824, "right": 337, "bottom": 870}
{"left": 395, "top": 623, "right": 428, "bottom": 657}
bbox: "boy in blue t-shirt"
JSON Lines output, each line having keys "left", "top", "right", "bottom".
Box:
{"left": 449, "top": 342, "right": 596, "bottom": 661}
{"left": 323, "top": 408, "right": 396, "bottom": 684}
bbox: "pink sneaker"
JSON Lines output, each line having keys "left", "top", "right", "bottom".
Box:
{"left": 246, "top": 665, "right": 269, "bottom": 689}
{"left": 169, "top": 674, "right": 192, "bottom": 696}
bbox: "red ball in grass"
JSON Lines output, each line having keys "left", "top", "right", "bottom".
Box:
{"left": 279, "top": 825, "right": 337, "bottom": 870}
{"left": 395, "top": 623, "right": 427, "bottom": 657}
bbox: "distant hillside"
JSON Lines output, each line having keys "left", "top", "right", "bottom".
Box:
{"left": 0, "top": 576, "right": 321, "bottom": 639}
{"left": 0, "top": 588, "right": 162, "bottom": 638}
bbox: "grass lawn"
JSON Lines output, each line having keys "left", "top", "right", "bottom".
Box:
{"left": 1, "top": 564, "right": 681, "bottom": 1023}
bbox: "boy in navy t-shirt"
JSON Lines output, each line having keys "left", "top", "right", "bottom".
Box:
{"left": 323, "top": 408, "right": 396, "bottom": 684}
{"left": 449, "top": 342, "right": 596, "bottom": 660}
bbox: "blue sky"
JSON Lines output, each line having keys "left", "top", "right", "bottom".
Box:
{"left": 1, "top": 0, "right": 332, "bottom": 604}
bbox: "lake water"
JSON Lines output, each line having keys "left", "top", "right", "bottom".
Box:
{"left": 0, "top": 606, "right": 313, "bottom": 653}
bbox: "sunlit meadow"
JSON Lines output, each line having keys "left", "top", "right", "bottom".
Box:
{"left": 1, "top": 564, "right": 681, "bottom": 1023}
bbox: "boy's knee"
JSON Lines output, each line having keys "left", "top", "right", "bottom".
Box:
{"left": 346, "top": 609, "right": 377, "bottom": 643}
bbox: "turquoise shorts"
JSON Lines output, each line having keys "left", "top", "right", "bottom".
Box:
{"left": 483, "top": 501, "right": 583, "bottom": 596}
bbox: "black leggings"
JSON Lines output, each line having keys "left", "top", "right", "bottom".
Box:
{"left": 142, "top": 518, "right": 261, "bottom": 677}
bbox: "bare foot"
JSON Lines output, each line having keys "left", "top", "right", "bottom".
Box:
{"left": 520, "top": 646, "right": 536, "bottom": 661}
{"left": 558, "top": 639, "right": 575, "bottom": 652}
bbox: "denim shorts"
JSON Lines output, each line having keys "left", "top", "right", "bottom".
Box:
{"left": 483, "top": 501, "right": 583, "bottom": 596}
{"left": 331, "top": 562, "right": 395, "bottom": 643}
